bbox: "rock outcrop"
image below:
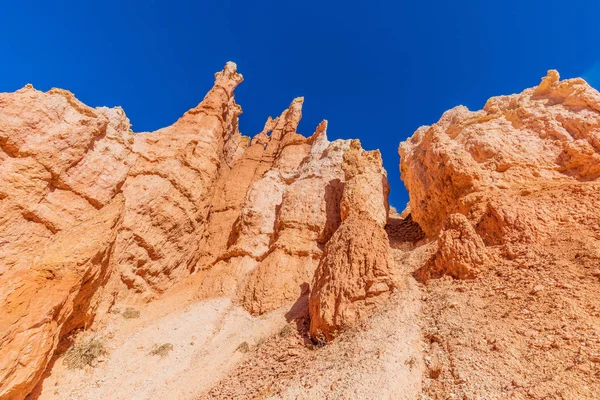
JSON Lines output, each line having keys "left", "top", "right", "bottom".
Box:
{"left": 400, "top": 71, "right": 600, "bottom": 399}
{"left": 309, "top": 140, "right": 395, "bottom": 341}
{"left": 413, "top": 213, "right": 487, "bottom": 282}
{"left": 0, "top": 63, "right": 386, "bottom": 399}
{"left": 7, "top": 57, "right": 599, "bottom": 400}
{"left": 400, "top": 70, "right": 600, "bottom": 280}
{"left": 0, "top": 62, "right": 246, "bottom": 400}
{"left": 196, "top": 102, "right": 354, "bottom": 315}
{"left": 0, "top": 197, "right": 122, "bottom": 400}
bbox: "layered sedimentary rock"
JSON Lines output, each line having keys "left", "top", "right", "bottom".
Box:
{"left": 0, "top": 197, "right": 122, "bottom": 400}
{"left": 113, "top": 62, "right": 245, "bottom": 299}
{"left": 400, "top": 70, "right": 600, "bottom": 280}
{"left": 309, "top": 140, "right": 394, "bottom": 341}
{"left": 0, "top": 62, "right": 246, "bottom": 400}
{"left": 195, "top": 100, "right": 354, "bottom": 315}
{"left": 0, "top": 63, "right": 385, "bottom": 399}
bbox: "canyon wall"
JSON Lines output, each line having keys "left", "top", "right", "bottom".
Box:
{"left": 400, "top": 70, "right": 600, "bottom": 399}
{"left": 0, "top": 62, "right": 245, "bottom": 400}
{"left": 0, "top": 63, "right": 393, "bottom": 400}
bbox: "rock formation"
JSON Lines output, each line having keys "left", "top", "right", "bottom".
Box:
{"left": 400, "top": 70, "right": 600, "bottom": 399}
{"left": 4, "top": 60, "right": 600, "bottom": 400}
{"left": 0, "top": 62, "right": 246, "bottom": 400}
{"left": 196, "top": 103, "right": 354, "bottom": 315}
{"left": 309, "top": 140, "right": 395, "bottom": 341}
{"left": 413, "top": 213, "right": 487, "bottom": 282}
{"left": 400, "top": 70, "right": 600, "bottom": 280}
{"left": 0, "top": 63, "right": 390, "bottom": 399}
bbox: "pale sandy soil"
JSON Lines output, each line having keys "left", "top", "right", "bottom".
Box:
{"left": 420, "top": 233, "right": 600, "bottom": 400}
{"left": 202, "top": 238, "right": 429, "bottom": 400}
{"left": 32, "top": 296, "right": 286, "bottom": 400}
{"left": 273, "top": 272, "right": 425, "bottom": 400}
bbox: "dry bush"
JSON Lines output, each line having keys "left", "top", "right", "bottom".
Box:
{"left": 122, "top": 307, "right": 140, "bottom": 319}
{"left": 63, "top": 337, "right": 107, "bottom": 369}
{"left": 255, "top": 337, "right": 266, "bottom": 349}
{"left": 149, "top": 343, "right": 174, "bottom": 358}
{"left": 236, "top": 342, "right": 250, "bottom": 353}
{"left": 278, "top": 324, "right": 293, "bottom": 338}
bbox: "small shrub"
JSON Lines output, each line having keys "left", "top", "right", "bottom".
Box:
{"left": 149, "top": 343, "right": 173, "bottom": 358}
{"left": 312, "top": 330, "right": 327, "bottom": 348}
{"left": 236, "top": 341, "right": 250, "bottom": 353}
{"left": 255, "top": 337, "right": 266, "bottom": 349}
{"left": 122, "top": 307, "right": 140, "bottom": 319}
{"left": 278, "top": 324, "right": 293, "bottom": 338}
{"left": 63, "top": 338, "right": 107, "bottom": 369}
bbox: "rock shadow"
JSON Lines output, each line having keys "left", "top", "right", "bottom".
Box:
{"left": 284, "top": 282, "right": 313, "bottom": 346}
{"left": 385, "top": 213, "right": 425, "bottom": 248}
{"left": 318, "top": 179, "right": 344, "bottom": 244}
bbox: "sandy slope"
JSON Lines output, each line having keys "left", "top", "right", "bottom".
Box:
{"left": 33, "top": 295, "right": 286, "bottom": 400}
{"left": 30, "top": 218, "right": 428, "bottom": 400}
{"left": 202, "top": 232, "right": 429, "bottom": 400}
{"left": 33, "top": 209, "right": 600, "bottom": 400}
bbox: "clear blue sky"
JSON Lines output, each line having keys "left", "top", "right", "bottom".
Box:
{"left": 2, "top": 1, "right": 599, "bottom": 208}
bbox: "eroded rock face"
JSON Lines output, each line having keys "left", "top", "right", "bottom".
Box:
{"left": 0, "top": 63, "right": 385, "bottom": 399}
{"left": 340, "top": 140, "right": 389, "bottom": 227}
{"left": 309, "top": 141, "right": 394, "bottom": 341}
{"left": 0, "top": 63, "right": 247, "bottom": 400}
{"left": 0, "top": 197, "right": 123, "bottom": 400}
{"left": 112, "top": 62, "right": 245, "bottom": 299}
{"left": 192, "top": 99, "right": 358, "bottom": 316}
{"left": 413, "top": 213, "right": 488, "bottom": 282}
{"left": 238, "top": 131, "right": 352, "bottom": 315}
{"left": 400, "top": 70, "right": 600, "bottom": 280}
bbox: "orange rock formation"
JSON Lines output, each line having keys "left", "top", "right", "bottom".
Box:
{"left": 0, "top": 63, "right": 387, "bottom": 399}
{"left": 309, "top": 140, "right": 395, "bottom": 341}
{"left": 0, "top": 62, "right": 245, "bottom": 400}
{"left": 401, "top": 70, "right": 600, "bottom": 280}
{"left": 2, "top": 64, "right": 600, "bottom": 400}
{"left": 400, "top": 70, "right": 600, "bottom": 398}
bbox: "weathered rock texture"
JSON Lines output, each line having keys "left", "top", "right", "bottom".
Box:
{"left": 309, "top": 141, "right": 395, "bottom": 341}
{"left": 400, "top": 71, "right": 600, "bottom": 399}
{"left": 413, "top": 213, "right": 487, "bottom": 282}
{"left": 0, "top": 62, "right": 246, "bottom": 400}
{"left": 400, "top": 70, "right": 600, "bottom": 280}
{"left": 0, "top": 63, "right": 388, "bottom": 399}
{"left": 196, "top": 104, "right": 354, "bottom": 315}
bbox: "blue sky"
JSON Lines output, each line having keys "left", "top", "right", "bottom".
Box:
{"left": 2, "top": 1, "right": 599, "bottom": 208}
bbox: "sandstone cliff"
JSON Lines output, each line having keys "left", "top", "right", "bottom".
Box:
{"left": 205, "top": 70, "right": 600, "bottom": 398}
{"left": 400, "top": 70, "right": 600, "bottom": 398}
{"left": 0, "top": 63, "right": 393, "bottom": 400}
{"left": 401, "top": 70, "right": 600, "bottom": 279}
{"left": 3, "top": 64, "right": 600, "bottom": 400}
{"left": 0, "top": 62, "right": 247, "bottom": 399}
